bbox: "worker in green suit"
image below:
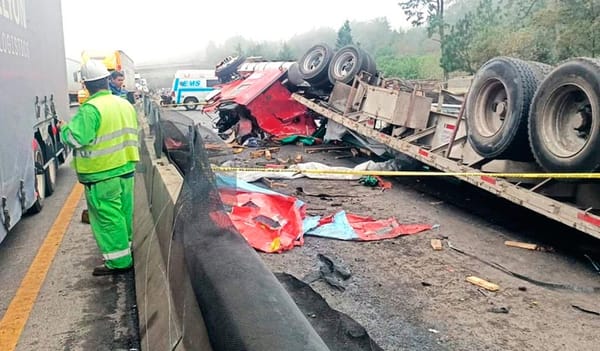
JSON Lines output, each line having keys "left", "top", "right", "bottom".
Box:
{"left": 58, "top": 60, "right": 139, "bottom": 276}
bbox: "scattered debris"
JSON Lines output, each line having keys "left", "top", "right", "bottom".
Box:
{"left": 306, "top": 210, "right": 433, "bottom": 242}
{"left": 296, "top": 187, "right": 359, "bottom": 198}
{"left": 584, "top": 254, "right": 600, "bottom": 275}
{"left": 305, "top": 145, "right": 352, "bottom": 154}
{"left": 448, "top": 241, "right": 600, "bottom": 293}
{"left": 303, "top": 254, "right": 352, "bottom": 291}
{"left": 334, "top": 154, "right": 354, "bottom": 160}
{"left": 276, "top": 273, "right": 384, "bottom": 350}
{"left": 218, "top": 159, "right": 400, "bottom": 183}
{"left": 466, "top": 276, "right": 500, "bottom": 292}
{"left": 358, "top": 175, "right": 377, "bottom": 187}
{"left": 505, "top": 240, "right": 539, "bottom": 251}
{"left": 281, "top": 135, "right": 318, "bottom": 146}
{"left": 572, "top": 305, "right": 600, "bottom": 316}
{"left": 216, "top": 174, "right": 433, "bottom": 252}
{"left": 431, "top": 239, "right": 443, "bottom": 251}
{"left": 358, "top": 175, "right": 391, "bottom": 190}
{"left": 261, "top": 178, "right": 288, "bottom": 189}
{"left": 488, "top": 306, "right": 510, "bottom": 314}
{"left": 249, "top": 147, "right": 281, "bottom": 159}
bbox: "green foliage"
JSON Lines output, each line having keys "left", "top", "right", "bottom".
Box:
{"left": 336, "top": 20, "right": 354, "bottom": 49}
{"left": 376, "top": 49, "right": 443, "bottom": 79}
{"left": 441, "top": 0, "right": 502, "bottom": 73}
{"left": 424, "top": 0, "right": 599, "bottom": 75}
{"left": 277, "top": 42, "right": 295, "bottom": 61}
{"left": 399, "top": 0, "right": 454, "bottom": 79}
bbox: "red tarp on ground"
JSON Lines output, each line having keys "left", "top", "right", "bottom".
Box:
{"left": 215, "top": 175, "right": 433, "bottom": 253}
{"left": 219, "top": 188, "right": 306, "bottom": 253}
{"left": 313, "top": 212, "right": 433, "bottom": 241}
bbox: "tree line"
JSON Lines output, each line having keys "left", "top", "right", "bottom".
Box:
{"left": 197, "top": 0, "right": 598, "bottom": 80}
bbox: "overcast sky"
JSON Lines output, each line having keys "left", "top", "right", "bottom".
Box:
{"left": 60, "top": 0, "right": 409, "bottom": 64}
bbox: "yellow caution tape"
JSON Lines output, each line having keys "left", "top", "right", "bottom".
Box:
{"left": 211, "top": 166, "right": 600, "bottom": 179}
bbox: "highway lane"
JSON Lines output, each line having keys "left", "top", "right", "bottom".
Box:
{"left": 0, "top": 109, "right": 139, "bottom": 350}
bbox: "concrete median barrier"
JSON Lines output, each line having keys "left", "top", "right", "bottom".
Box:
{"left": 134, "top": 100, "right": 329, "bottom": 351}
{"left": 134, "top": 114, "right": 212, "bottom": 351}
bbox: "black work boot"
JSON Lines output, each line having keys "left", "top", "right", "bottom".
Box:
{"left": 92, "top": 265, "right": 132, "bottom": 276}
{"left": 81, "top": 209, "right": 90, "bottom": 224}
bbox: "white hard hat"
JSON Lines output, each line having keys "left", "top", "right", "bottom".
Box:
{"left": 80, "top": 60, "right": 110, "bottom": 82}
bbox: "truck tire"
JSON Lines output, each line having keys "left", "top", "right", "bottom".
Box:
{"left": 29, "top": 149, "right": 46, "bottom": 214}
{"left": 466, "top": 57, "right": 551, "bottom": 160}
{"left": 44, "top": 139, "right": 57, "bottom": 196}
{"left": 328, "top": 45, "right": 368, "bottom": 85}
{"left": 183, "top": 97, "right": 199, "bottom": 111}
{"left": 287, "top": 62, "right": 306, "bottom": 87}
{"left": 298, "top": 43, "right": 334, "bottom": 84}
{"left": 363, "top": 50, "right": 377, "bottom": 80}
{"left": 529, "top": 58, "right": 600, "bottom": 172}
{"left": 216, "top": 55, "right": 245, "bottom": 82}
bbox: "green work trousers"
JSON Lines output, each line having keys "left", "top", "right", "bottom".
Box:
{"left": 84, "top": 174, "right": 134, "bottom": 269}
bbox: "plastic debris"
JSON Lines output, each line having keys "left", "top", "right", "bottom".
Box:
{"left": 306, "top": 210, "right": 432, "bottom": 241}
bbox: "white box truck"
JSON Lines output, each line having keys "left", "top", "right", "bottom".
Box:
{"left": 66, "top": 57, "right": 81, "bottom": 105}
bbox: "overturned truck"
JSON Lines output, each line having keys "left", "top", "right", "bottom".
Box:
{"left": 290, "top": 55, "right": 600, "bottom": 240}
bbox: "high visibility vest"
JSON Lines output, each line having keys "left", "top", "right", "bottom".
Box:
{"left": 73, "top": 94, "right": 139, "bottom": 174}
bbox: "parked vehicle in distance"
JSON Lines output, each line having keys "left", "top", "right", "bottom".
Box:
{"left": 170, "top": 70, "right": 219, "bottom": 110}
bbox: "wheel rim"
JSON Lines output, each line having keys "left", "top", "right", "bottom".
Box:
{"left": 302, "top": 48, "right": 325, "bottom": 73}
{"left": 332, "top": 51, "right": 357, "bottom": 80}
{"left": 473, "top": 79, "right": 509, "bottom": 137}
{"left": 540, "top": 84, "right": 593, "bottom": 158}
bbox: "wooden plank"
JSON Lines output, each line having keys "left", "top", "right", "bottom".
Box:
{"left": 430, "top": 239, "right": 443, "bottom": 251}
{"left": 466, "top": 276, "right": 500, "bottom": 292}
{"left": 504, "top": 241, "right": 538, "bottom": 251}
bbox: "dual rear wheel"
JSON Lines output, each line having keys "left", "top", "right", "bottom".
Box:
{"left": 467, "top": 57, "right": 600, "bottom": 172}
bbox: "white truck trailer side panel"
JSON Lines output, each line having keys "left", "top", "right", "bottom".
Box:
{"left": 0, "top": 0, "right": 69, "bottom": 241}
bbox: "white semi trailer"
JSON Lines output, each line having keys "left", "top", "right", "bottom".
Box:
{"left": 0, "top": 0, "right": 69, "bottom": 243}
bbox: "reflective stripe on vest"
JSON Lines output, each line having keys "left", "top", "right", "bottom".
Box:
{"left": 73, "top": 93, "right": 140, "bottom": 174}
{"left": 103, "top": 248, "right": 131, "bottom": 261}
{"left": 74, "top": 139, "right": 139, "bottom": 158}
{"left": 66, "top": 131, "right": 83, "bottom": 148}
{"left": 94, "top": 127, "right": 139, "bottom": 144}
